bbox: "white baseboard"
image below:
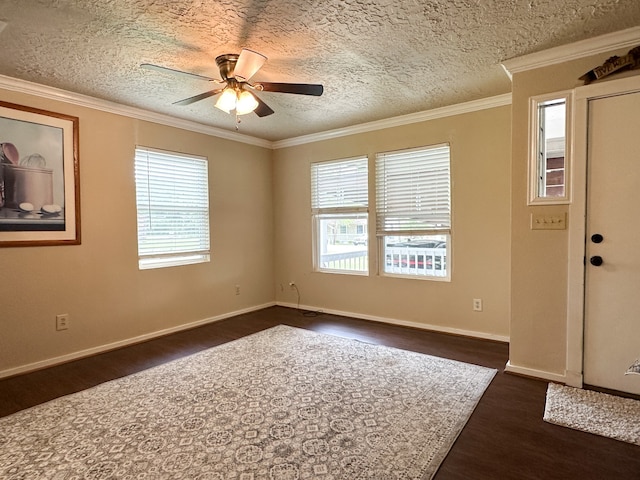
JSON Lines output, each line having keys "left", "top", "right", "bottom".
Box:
{"left": 3, "top": 301, "right": 517, "bottom": 380}
{"left": 276, "top": 301, "right": 510, "bottom": 343}
{"left": 0, "top": 302, "right": 276, "bottom": 380}
{"left": 563, "top": 370, "right": 583, "bottom": 388}
{"left": 504, "top": 361, "right": 567, "bottom": 383}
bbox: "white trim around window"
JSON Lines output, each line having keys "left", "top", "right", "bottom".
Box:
{"left": 528, "top": 91, "right": 573, "bottom": 205}
{"left": 311, "top": 156, "right": 369, "bottom": 275}
{"left": 134, "top": 146, "right": 211, "bottom": 270}
{"left": 375, "top": 144, "right": 451, "bottom": 280}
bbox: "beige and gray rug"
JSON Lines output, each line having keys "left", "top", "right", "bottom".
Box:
{"left": 544, "top": 383, "right": 640, "bottom": 446}
{"left": 0, "top": 325, "right": 496, "bottom": 479}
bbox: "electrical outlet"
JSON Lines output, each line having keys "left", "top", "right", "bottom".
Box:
{"left": 56, "top": 314, "right": 69, "bottom": 331}
{"left": 472, "top": 299, "right": 483, "bottom": 312}
{"left": 235, "top": 285, "right": 241, "bottom": 295}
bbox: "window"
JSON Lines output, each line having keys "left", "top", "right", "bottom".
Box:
{"left": 134, "top": 147, "right": 210, "bottom": 269}
{"left": 311, "top": 156, "right": 368, "bottom": 274}
{"left": 529, "top": 92, "right": 572, "bottom": 204}
{"left": 376, "top": 144, "right": 451, "bottom": 279}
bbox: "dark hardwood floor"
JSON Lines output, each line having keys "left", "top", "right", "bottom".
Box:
{"left": 1, "top": 306, "right": 638, "bottom": 479}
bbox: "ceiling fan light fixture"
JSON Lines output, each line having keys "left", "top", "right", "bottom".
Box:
{"left": 214, "top": 87, "right": 237, "bottom": 113}
{"left": 235, "top": 90, "right": 259, "bottom": 115}
{"left": 155, "top": 47, "right": 322, "bottom": 119}
{"left": 234, "top": 49, "right": 267, "bottom": 81}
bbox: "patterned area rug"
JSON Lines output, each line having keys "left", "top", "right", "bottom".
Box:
{"left": 0, "top": 325, "right": 496, "bottom": 479}
{"left": 544, "top": 383, "right": 640, "bottom": 446}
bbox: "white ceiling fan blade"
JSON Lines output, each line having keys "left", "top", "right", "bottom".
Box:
{"left": 234, "top": 48, "right": 267, "bottom": 81}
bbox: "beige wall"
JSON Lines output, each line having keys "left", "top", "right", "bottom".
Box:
{"left": 508, "top": 47, "right": 638, "bottom": 376}
{"left": 0, "top": 89, "right": 274, "bottom": 375}
{"left": 2, "top": 37, "right": 635, "bottom": 381}
{"left": 273, "top": 106, "right": 511, "bottom": 338}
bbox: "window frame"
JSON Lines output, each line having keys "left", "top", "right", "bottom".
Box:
{"left": 134, "top": 146, "right": 211, "bottom": 270}
{"left": 375, "top": 143, "right": 451, "bottom": 281}
{"left": 311, "top": 156, "right": 369, "bottom": 276}
{"left": 528, "top": 91, "right": 573, "bottom": 205}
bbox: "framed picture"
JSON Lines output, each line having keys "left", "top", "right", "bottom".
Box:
{"left": 0, "top": 101, "right": 80, "bottom": 246}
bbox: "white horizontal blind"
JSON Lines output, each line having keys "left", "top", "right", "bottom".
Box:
{"left": 376, "top": 144, "right": 450, "bottom": 234}
{"left": 135, "top": 147, "right": 210, "bottom": 269}
{"left": 311, "top": 156, "right": 369, "bottom": 275}
{"left": 311, "top": 156, "right": 368, "bottom": 214}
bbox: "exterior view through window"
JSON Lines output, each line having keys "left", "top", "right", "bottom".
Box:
{"left": 134, "top": 147, "right": 210, "bottom": 270}
{"left": 376, "top": 144, "right": 451, "bottom": 279}
{"left": 537, "top": 99, "right": 566, "bottom": 198}
{"left": 311, "top": 156, "right": 368, "bottom": 274}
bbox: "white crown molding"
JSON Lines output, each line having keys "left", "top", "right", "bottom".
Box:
{"left": 0, "top": 73, "right": 512, "bottom": 150}
{"left": 0, "top": 74, "right": 272, "bottom": 149}
{"left": 272, "top": 93, "right": 512, "bottom": 149}
{"left": 501, "top": 26, "right": 640, "bottom": 78}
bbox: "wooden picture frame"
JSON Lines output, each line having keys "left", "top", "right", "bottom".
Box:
{"left": 0, "top": 101, "right": 80, "bottom": 246}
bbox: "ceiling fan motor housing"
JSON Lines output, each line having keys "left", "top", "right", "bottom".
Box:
{"left": 215, "top": 54, "right": 239, "bottom": 80}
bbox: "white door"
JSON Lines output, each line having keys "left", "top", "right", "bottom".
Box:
{"left": 583, "top": 89, "right": 640, "bottom": 395}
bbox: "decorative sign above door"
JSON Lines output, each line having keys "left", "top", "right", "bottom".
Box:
{"left": 580, "top": 46, "right": 640, "bottom": 84}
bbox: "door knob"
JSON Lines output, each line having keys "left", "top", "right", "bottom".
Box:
{"left": 591, "top": 234, "right": 604, "bottom": 243}
{"left": 590, "top": 255, "right": 603, "bottom": 266}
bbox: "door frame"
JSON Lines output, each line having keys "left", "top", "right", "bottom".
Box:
{"left": 566, "top": 74, "right": 640, "bottom": 388}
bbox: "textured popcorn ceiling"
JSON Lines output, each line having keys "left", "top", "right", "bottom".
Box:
{"left": 0, "top": 1, "right": 639, "bottom": 141}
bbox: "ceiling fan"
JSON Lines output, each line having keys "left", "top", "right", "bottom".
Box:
{"left": 141, "top": 49, "right": 323, "bottom": 118}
